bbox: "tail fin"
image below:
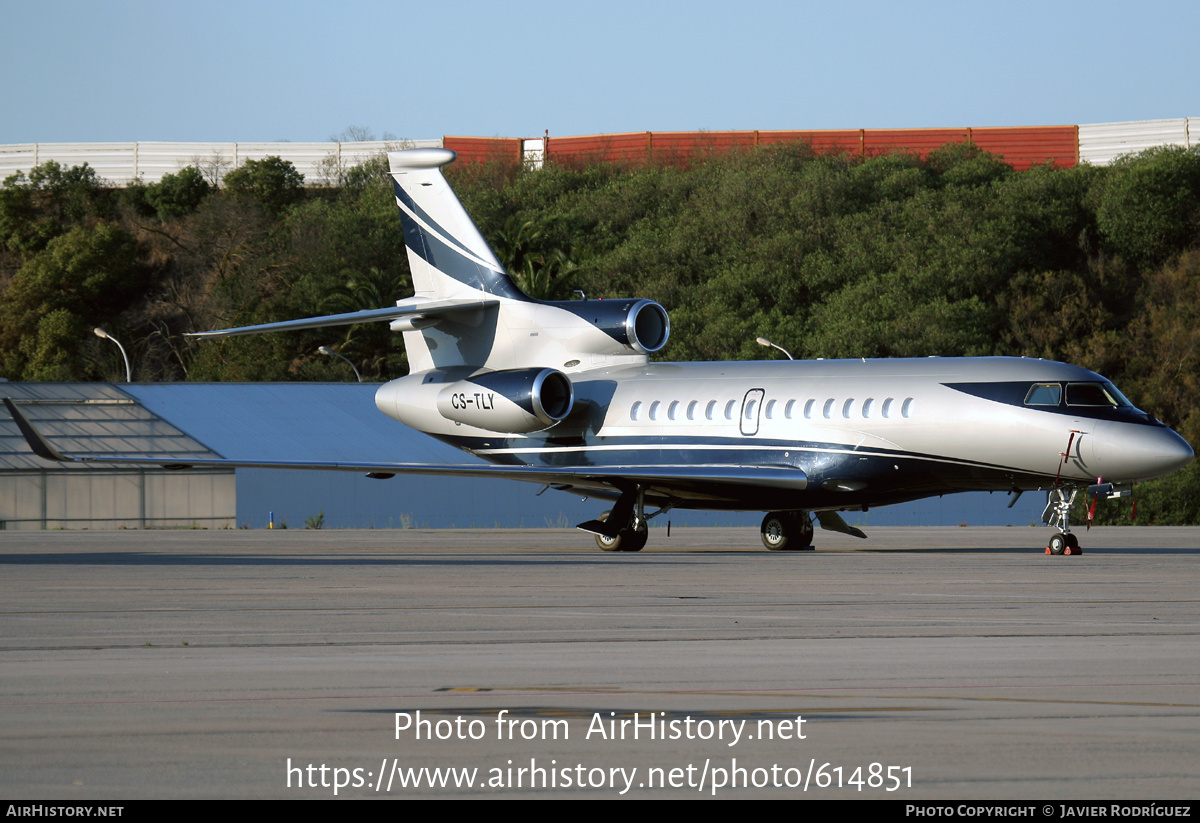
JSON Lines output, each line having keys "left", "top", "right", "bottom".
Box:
{"left": 389, "top": 149, "right": 525, "bottom": 302}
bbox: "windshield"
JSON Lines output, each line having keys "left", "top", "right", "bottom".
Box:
{"left": 1066, "top": 382, "right": 1132, "bottom": 407}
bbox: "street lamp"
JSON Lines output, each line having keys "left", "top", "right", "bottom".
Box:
{"left": 318, "top": 346, "right": 363, "bottom": 382}
{"left": 755, "top": 336, "right": 793, "bottom": 361}
{"left": 93, "top": 327, "right": 132, "bottom": 382}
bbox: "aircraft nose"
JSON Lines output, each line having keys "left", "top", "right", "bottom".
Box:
{"left": 1092, "top": 422, "right": 1194, "bottom": 481}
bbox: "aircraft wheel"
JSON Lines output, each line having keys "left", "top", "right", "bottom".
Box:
{"left": 620, "top": 528, "right": 648, "bottom": 553}
{"left": 1064, "top": 533, "right": 1082, "bottom": 556}
{"left": 1048, "top": 533, "right": 1067, "bottom": 555}
{"left": 594, "top": 511, "right": 622, "bottom": 552}
{"left": 593, "top": 511, "right": 648, "bottom": 552}
{"left": 761, "top": 512, "right": 814, "bottom": 551}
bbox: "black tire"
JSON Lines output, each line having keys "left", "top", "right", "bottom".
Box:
{"left": 620, "top": 528, "right": 648, "bottom": 553}
{"left": 1048, "top": 533, "right": 1067, "bottom": 555}
{"left": 761, "top": 513, "right": 792, "bottom": 550}
{"left": 593, "top": 510, "right": 648, "bottom": 552}
{"left": 761, "top": 512, "right": 815, "bottom": 551}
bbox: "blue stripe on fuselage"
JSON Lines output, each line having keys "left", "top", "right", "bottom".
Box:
{"left": 429, "top": 431, "right": 1043, "bottom": 479}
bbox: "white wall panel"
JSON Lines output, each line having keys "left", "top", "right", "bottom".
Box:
{"left": 0, "top": 140, "right": 440, "bottom": 184}
{"left": 1078, "top": 118, "right": 1190, "bottom": 165}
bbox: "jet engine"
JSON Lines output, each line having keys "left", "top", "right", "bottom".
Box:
{"left": 436, "top": 367, "right": 574, "bottom": 433}
{"left": 552, "top": 298, "right": 671, "bottom": 355}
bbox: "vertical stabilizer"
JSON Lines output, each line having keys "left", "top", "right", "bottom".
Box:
{"left": 389, "top": 149, "right": 525, "bottom": 302}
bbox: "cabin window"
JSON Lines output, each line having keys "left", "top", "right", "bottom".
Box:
{"left": 724, "top": 400, "right": 736, "bottom": 421}
{"left": 668, "top": 400, "right": 679, "bottom": 420}
{"left": 630, "top": 401, "right": 642, "bottom": 421}
{"left": 687, "top": 400, "right": 698, "bottom": 420}
{"left": 785, "top": 399, "right": 796, "bottom": 419}
{"left": 765, "top": 399, "right": 777, "bottom": 419}
{"left": 822, "top": 399, "right": 835, "bottom": 419}
{"left": 882, "top": 398, "right": 894, "bottom": 418}
{"left": 863, "top": 398, "right": 874, "bottom": 418}
{"left": 842, "top": 399, "right": 854, "bottom": 419}
{"left": 804, "top": 399, "right": 815, "bottom": 419}
{"left": 649, "top": 400, "right": 661, "bottom": 421}
{"left": 705, "top": 400, "right": 717, "bottom": 421}
{"left": 745, "top": 399, "right": 758, "bottom": 419}
{"left": 901, "top": 398, "right": 914, "bottom": 418}
{"left": 1025, "top": 383, "right": 1062, "bottom": 406}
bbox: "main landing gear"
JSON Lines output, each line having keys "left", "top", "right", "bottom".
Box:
{"left": 1042, "top": 487, "right": 1083, "bottom": 556}
{"left": 593, "top": 510, "right": 648, "bottom": 553}
{"left": 578, "top": 487, "right": 655, "bottom": 553}
{"left": 760, "top": 511, "right": 815, "bottom": 551}
{"left": 577, "top": 490, "right": 853, "bottom": 553}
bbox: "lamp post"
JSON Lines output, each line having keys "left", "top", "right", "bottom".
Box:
{"left": 93, "top": 327, "right": 132, "bottom": 382}
{"left": 755, "top": 336, "right": 793, "bottom": 361}
{"left": 318, "top": 346, "right": 363, "bottom": 382}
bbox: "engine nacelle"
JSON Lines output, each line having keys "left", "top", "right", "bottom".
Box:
{"left": 436, "top": 368, "right": 574, "bottom": 433}
{"left": 551, "top": 298, "right": 671, "bottom": 355}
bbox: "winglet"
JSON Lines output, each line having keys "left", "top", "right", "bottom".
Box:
{"left": 2, "top": 398, "right": 73, "bottom": 463}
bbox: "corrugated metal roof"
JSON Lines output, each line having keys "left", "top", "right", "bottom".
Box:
{"left": 124, "top": 383, "right": 475, "bottom": 464}
{"left": 0, "top": 383, "right": 221, "bottom": 470}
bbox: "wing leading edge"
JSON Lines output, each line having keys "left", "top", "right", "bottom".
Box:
{"left": 3, "top": 398, "right": 807, "bottom": 501}
{"left": 183, "top": 296, "right": 498, "bottom": 339}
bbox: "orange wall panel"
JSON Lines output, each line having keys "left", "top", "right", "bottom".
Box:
{"left": 864, "top": 129, "right": 971, "bottom": 155}
{"left": 549, "top": 132, "right": 650, "bottom": 164}
{"left": 452, "top": 125, "right": 1081, "bottom": 170}
{"left": 969, "top": 126, "right": 1078, "bottom": 169}
{"left": 443, "top": 136, "right": 521, "bottom": 164}
{"left": 757, "top": 130, "right": 864, "bottom": 153}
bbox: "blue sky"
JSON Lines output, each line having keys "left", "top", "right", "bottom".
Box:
{"left": 2, "top": 0, "right": 1196, "bottom": 144}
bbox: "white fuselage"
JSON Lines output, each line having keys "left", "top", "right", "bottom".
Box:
{"left": 375, "top": 356, "right": 1192, "bottom": 512}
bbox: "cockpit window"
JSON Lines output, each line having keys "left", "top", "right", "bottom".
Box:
{"left": 1024, "top": 383, "right": 1061, "bottom": 406}
{"left": 1067, "top": 382, "right": 1131, "bottom": 407}
{"left": 1102, "top": 381, "right": 1134, "bottom": 407}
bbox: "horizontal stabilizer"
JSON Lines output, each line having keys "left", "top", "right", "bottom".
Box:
{"left": 186, "top": 297, "right": 498, "bottom": 339}
{"left": 3, "top": 398, "right": 70, "bottom": 462}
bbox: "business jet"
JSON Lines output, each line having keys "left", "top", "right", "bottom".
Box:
{"left": 4, "top": 149, "right": 1192, "bottom": 555}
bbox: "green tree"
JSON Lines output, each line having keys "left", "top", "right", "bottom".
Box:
{"left": 1095, "top": 146, "right": 1200, "bottom": 270}
{"left": 222, "top": 156, "right": 305, "bottom": 215}
{"left": 0, "top": 161, "right": 108, "bottom": 254}
{"left": 146, "top": 166, "right": 212, "bottom": 220}
{"left": 0, "top": 223, "right": 144, "bottom": 379}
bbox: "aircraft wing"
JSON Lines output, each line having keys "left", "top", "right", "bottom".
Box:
{"left": 185, "top": 296, "right": 498, "bottom": 339}
{"left": 4, "top": 398, "right": 807, "bottom": 500}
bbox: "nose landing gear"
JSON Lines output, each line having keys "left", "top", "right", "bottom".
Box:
{"left": 1043, "top": 487, "right": 1083, "bottom": 556}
